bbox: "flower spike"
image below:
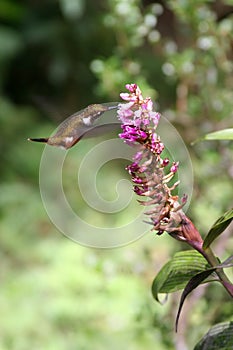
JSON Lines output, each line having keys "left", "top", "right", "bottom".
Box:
{"left": 118, "top": 84, "right": 203, "bottom": 247}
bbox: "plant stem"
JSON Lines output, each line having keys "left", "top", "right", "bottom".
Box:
{"left": 202, "top": 246, "right": 233, "bottom": 297}
{"left": 179, "top": 215, "right": 233, "bottom": 298}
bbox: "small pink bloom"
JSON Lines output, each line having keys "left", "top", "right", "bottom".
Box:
{"left": 170, "top": 162, "right": 179, "bottom": 173}
{"left": 125, "top": 83, "right": 138, "bottom": 93}
{"left": 119, "top": 93, "right": 131, "bottom": 101}
{"left": 162, "top": 158, "right": 170, "bottom": 167}
{"left": 133, "top": 151, "right": 143, "bottom": 162}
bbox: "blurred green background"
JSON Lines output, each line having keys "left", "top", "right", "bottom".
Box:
{"left": 1, "top": 1, "right": 233, "bottom": 349}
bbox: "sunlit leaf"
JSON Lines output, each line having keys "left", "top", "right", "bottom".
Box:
{"left": 192, "top": 128, "right": 233, "bottom": 144}
{"left": 203, "top": 208, "right": 233, "bottom": 249}
{"left": 151, "top": 251, "right": 210, "bottom": 302}
{"left": 194, "top": 321, "right": 233, "bottom": 350}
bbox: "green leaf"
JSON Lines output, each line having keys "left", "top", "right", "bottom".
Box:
{"left": 203, "top": 208, "right": 233, "bottom": 249}
{"left": 194, "top": 321, "right": 233, "bottom": 350}
{"left": 151, "top": 251, "right": 210, "bottom": 302}
{"left": 192, "top": 128, "right": 233, "bottom": 144}
{"left": 222, "top": 255, "right": 233, "bottom": 268}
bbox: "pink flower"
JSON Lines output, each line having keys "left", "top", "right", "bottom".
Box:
{"left": 117, "top": 83, "right": 199, "bottom": 243}
{"left": 170, "top": 162, "right": 179, "bottom": 173}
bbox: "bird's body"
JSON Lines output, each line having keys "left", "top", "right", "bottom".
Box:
{"left": 28, "top": 104, "right": 118, "bottom": 149}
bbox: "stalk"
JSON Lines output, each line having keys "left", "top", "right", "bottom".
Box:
{"left": 202, "top": 246, "right": 233, "bottom": 297}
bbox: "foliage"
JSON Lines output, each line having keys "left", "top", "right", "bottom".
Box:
{"left": 1, "top": 0, "right": 233, "bottom": 349}
{"left": 115, "top": 83, "right": 233, "bottom": 345}
{"left": 194, "top": 321, "right": 233, "bottom": 350}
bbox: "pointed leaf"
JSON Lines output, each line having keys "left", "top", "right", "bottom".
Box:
{"left": 193, "top": 128, "right": 233, "bottom": 144}
{"left": 222, "top": 254, "right": 233, "bottom": 267}
{"left": 176, "top": 257, "right": 233, "bottom": 331}
{"left": 203, "top": 208, "right": 233, "bottom": 249}
{"left": 216, "top": 258, "right": 233, "bottom": 270}
{"left": 194, "top": 321, "right": 233, "bottom": 350}
{"left": 151, "top": 251, "right": 210, "bottom": 302}
{"left": 175, "top": 268, "right": 217, "bottom": 331}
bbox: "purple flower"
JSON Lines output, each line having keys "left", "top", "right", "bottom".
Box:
{"left": 117, "top": 83, "right": 200, "bottom": 244}
{"left": 170, "top": 162, "right": 179, "bottom": 173}
{"left": 118, "top": 86, "right": 161, "bottom": 129}
{"left": 126, "top": 162, "right": 141, "bottom": 175}
{"left": 133, "top": 151, "right": 143, "bottom": 162}
{"left": 134, "top": 185, "right": 149, "bottom": 195}
{"left": 162, "top": 158, "right": 170, "bottom": 167}
{"left": 150, "top": 133, "right": 164, "bottom": 154}
{"left": 119, "top": 125, "right": 148, "bottom": 144}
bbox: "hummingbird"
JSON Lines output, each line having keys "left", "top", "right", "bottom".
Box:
{"left": 28, "top": 104, "right": 119, "bottom": 149}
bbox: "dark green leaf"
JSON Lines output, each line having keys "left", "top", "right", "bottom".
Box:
{"left": 175, "top": 268, "right": 217, "bottom": 331}
{"left": 151, "top": 251, "right": 210, "bottom": 302}
{"left": 194, "top": 321, "right": 233, "bottom": 350}
{"left": 175, "top": 257, "right": 233, "bottom": 331}
{"left": 203, "top": 208, "right": 233, "bottom": 249}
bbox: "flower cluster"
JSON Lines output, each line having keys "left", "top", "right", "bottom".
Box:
{"left": 118, "top": 84, "right": 203, "bottom": 246}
